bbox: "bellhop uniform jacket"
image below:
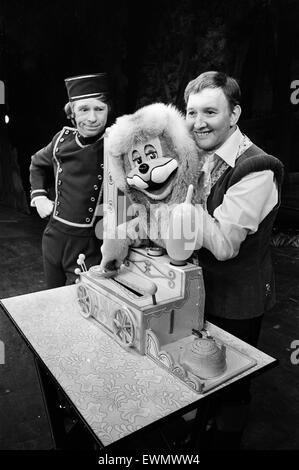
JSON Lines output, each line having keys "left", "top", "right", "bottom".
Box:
{"left": 29, "top": 126, "right": 104, "bottom": 233}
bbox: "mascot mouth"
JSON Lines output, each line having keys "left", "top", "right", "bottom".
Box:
{"left": 139, "top": 168, "right": 178, "bottom": 200}
{"left": 127, "top": 157, "right": 179, "bottom": 200}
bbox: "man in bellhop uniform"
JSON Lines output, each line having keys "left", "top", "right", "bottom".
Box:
{"left": 29, "top": 73, "right": 113, "bottom": 288}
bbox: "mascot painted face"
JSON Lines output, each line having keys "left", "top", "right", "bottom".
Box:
{"left": 100, "top": 102, "right": 205, "bottom": 271}
{"left": 126, "top": 138, "right": 179, "bottom": 200}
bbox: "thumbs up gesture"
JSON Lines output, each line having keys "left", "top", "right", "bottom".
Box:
{"left": 166, "top": 185, "right": 202, "bottom": 261}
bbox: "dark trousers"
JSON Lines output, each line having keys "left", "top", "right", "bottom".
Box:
{"left": 42, "top": 223, "right": 102, "bottom": 289}
{"left": 206, "top": 313, "right": 263, "bottom": 405}
{"left": 205, "top": 314, "right": 263, "bottom": 437}
{"left": 206, "top": 314, "right": 263, "bottom": 348}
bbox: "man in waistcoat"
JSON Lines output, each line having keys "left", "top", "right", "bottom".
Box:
{"left": 184, "top": 71, "right": 284, "bottom": 449}
{"left": 30, "top": 73, "right": 113, "bottom": 288}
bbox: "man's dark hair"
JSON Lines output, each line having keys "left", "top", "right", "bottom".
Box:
{"left": 184, "top": 71, "right": 241, "bottom": 112}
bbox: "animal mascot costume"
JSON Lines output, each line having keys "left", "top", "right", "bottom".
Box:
{"left": 100, "top": 102, "right": 205, "bottom": 272}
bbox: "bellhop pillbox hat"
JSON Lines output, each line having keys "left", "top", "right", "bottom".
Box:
{"left": 64, "top": 73, "right": 109, "bottom": 101}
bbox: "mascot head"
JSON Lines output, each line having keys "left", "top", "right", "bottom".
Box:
{"left": 105, "top": 103, "right": 205, "bottom": 207}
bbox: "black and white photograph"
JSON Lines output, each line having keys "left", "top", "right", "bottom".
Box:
{"left": 0, "top": 0, "right": 298, "bottom": 465}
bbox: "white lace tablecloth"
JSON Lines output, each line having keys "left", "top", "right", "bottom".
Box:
{"left": 1, "top": 285, "right": 275, "bottom": 447}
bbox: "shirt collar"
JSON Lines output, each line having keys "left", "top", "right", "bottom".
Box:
{"left": 214, "top": 126, "right": 243, "bottom": 168}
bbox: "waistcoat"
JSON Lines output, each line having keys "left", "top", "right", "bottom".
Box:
{"left": 197, "top": 144, "right": 284, "bottom": 319}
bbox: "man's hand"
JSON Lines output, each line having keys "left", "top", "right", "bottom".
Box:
{"left": 35, "top": 197, "right": 54, "bottom": 218}
{"left": 99, "top": 236, "right": 131, "bottom": 274}
{"left": 166, "top": 185, "right": 203, "bottom": 261}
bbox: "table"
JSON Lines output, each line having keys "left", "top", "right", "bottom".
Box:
{"left": 0, "top": 285, "right": 276, "bottom": 450}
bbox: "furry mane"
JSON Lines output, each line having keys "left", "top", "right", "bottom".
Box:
{"left": 106, "top": 103, "right": 190, "bottom": 155}
{"left": 105, "top": 102, "right": 205, "bottom": 204}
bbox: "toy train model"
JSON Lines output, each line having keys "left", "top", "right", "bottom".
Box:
{"left": 76, "top": 247, "right": 256, "bottom": 394}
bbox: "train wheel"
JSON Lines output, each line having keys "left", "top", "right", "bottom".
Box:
{"left": 112, "top": 307, "right": 135, "bottom": 347}
{"left": 77, "top": 285, "right": 93, "bottom": 318}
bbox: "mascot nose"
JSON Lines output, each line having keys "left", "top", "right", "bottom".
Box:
{"left": 139, "top": 163, "right": 149, "bottom": 174}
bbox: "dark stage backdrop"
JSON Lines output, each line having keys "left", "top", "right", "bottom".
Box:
{"left": 0, "top": 0, "right": 299, "bottom": 217}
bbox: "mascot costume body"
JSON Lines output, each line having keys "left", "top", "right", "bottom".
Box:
{"left": 75, "top": 102, "right": 237, "bottom": 397}
{"left": 100, "top": 102, "right": 205, "bottom": 271}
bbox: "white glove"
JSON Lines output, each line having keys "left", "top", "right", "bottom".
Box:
{"left": 34, "top": 197, "right": 54, "bottom": 218}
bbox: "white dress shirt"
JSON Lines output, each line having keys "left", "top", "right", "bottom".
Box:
{"left": 196, "top": 127, "right": 278, "bottom": 260}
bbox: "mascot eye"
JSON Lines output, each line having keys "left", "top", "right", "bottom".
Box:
{"left": 149, "top": 152, "right": 158, "bottom": 159}
{"left": 132, "top": 149, "right": 143, "bottom": 166}
{"left": 144, "top": 144, "right": 158, "bottom": 160}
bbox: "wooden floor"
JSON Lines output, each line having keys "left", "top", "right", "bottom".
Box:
{"left": 0, "top": 204, "right": 298, "bottom": 450}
